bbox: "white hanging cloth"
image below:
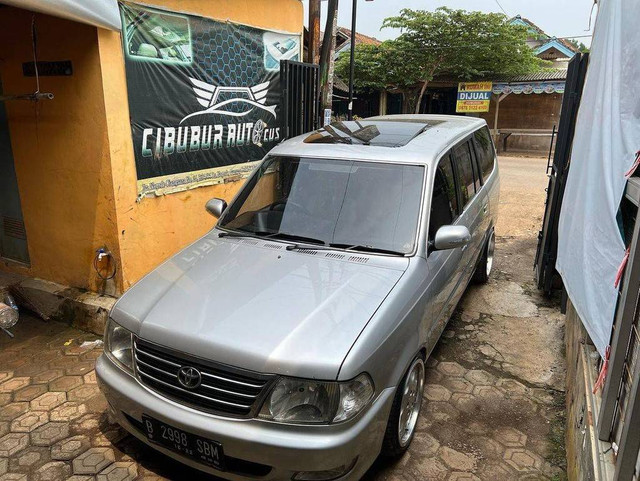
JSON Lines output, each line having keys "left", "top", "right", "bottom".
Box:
{"left": 557, "top": 0, "right": 640, "bottom": 356}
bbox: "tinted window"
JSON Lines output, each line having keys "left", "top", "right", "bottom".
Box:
{"left": 453, "top": 141, "right": 476, "bottom": 208}
{"left": 429, "top": 155, "right": 457, "bottom": 240}
{"left": 221, "top": 157, "right": 425, "bottom": 254}
{"left": 474, "top": 127, "right": 495, "bottom": 181}
{"left": 471, "top": 146, "right": 482, "bottom": 192}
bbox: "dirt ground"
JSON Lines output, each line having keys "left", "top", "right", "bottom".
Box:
{"left": 361, "top": 155, "right": 566, "bottom": 481}
{"left": 0, "top": 156, "right": 565, "bottom": 481}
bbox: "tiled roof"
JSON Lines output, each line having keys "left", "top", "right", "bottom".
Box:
{"left": 492, "top": 69, "right": 568, "bottom": 82}
{"left": 509, "top": 14, "right": 580, "bottom": 54}
{"left": 320, "top": 27, "right": 382, "bottom": 50}
{"left": 333, "top": 76, "right": 349, "bottom": 92}
{"left": 335, "top": 27, "right": 382, "bottom": 46}
{"left": 432, "top": 69, "right": 568, "bottom": 84}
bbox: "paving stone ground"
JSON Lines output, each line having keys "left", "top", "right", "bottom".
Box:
{"left": 0, "top": 156, "right": 565, "bottom": 480}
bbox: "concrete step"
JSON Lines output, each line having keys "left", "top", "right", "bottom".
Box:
{"left": 0, "top": 270, "right": 115, "bottom": 336}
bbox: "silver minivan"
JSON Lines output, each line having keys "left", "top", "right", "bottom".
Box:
{"left": 97, "top": 114, "right": 499, "bottom": 480}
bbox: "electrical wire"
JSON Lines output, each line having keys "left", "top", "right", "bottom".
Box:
{"left": 494, "top": 0, "right": 508, "bottom": 16}
{"left": 31, "top": 15, "right": 40, "bottom": 94}
{"left": 93, "top": 251, "right": 117, "bottom": 281}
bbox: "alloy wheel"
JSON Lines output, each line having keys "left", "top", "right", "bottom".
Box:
{"left": 397, "top": 358, "right": 425, "bottom": 447}
{"left": 486, "top": 231, "right": 496, "bottom": 278}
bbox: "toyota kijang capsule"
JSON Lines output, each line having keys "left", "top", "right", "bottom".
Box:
{"left": 97, "top": 114, "right": 500, "bottom": 481}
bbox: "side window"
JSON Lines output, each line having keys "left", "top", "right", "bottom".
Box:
{"left": 470, "top": 142, "right": 482, "bottom": 192}
{"left": 453, "top": 141, "right": 476, "bottom": 208}
{"left": 474, "top": 127, "right": 495, "bottom": 182}
{"left": 429, "top": 155, "right": 457, "bottom": 240}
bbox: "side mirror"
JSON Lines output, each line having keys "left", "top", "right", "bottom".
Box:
{"left": 433, "top": 225, "right": 471, "bottom": 251}
{"left": 205, "top": 198, "right": 227, "bottom": 219}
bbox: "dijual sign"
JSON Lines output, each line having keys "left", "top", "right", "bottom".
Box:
{"left": 456, "top": 82, "right": 493, "bottom": 113}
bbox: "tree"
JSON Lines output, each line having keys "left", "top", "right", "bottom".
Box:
{"left": 566, "top": 38, "right": 590, "bottom": 53}
{"left": 336, "top": 39, "right": 424, "bottom": 112}
{"left": 337, "top": 8, "right": 544, "bottom": 114}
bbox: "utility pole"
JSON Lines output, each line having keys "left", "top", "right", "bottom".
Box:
{"left": 307, "top": 0, "right": 321, "bottom": 65}
{"left": 319, "top": 0, "right": 339, "bottom": 116}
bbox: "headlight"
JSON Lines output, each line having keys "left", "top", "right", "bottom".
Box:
{"left": 104, "top": 318, "right": 133, "bottom": 372}
{"left": 259, "top": 373, "right": 374, "bottom": 424}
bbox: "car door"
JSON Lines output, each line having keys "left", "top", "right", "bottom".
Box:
{"left": 451, "top": 138, "right": 484, "bottom": 297}
{"left": 469, "top": 132, "right": 490, "bottom": 242}
{"left": 425, "top": 153, "right": 463, "bottom": 337}
{"left": 473, "top": 126, "right": 499, "bottom": 231}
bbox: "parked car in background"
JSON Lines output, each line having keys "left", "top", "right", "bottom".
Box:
{"left": 97, "top": 114, "right": 499, "bottom": 481}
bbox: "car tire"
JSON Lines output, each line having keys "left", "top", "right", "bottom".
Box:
{"left": 473, "top": 229, "right": 495, "bottom": 284}
{"left": 381, "top": 355, "right": 426, "bottom": 459}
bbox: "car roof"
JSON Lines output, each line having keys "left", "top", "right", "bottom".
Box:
{"left": 269, "top": 114, "right": 487, "bottom": 166}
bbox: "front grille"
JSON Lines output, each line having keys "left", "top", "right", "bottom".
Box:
{"left": 134, "top": 338, "right": 275, "bottom": 418}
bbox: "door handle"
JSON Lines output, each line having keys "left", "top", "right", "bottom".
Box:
{"left": 461, "top": 244, "right": 468, "bottom": 252}
{"left": 483, "top": 204, "right": 488, "bottom": 214}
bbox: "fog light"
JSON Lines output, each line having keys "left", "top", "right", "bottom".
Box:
{"left": 292, "top": 458, "right": 357, "bottom": 481}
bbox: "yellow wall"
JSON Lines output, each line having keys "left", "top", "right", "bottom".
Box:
{"left": 0, "top": 0, "right": 302, "bottom": 294}
{"left": 99, "top": 0, "right": 303, "bottom": 291}
{"left": 0, "top": 8, "right": 121, "bottom": 292}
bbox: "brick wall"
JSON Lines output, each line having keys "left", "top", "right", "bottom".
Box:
{"left": 480, "top": 93, "right": 564, "bottom": 153}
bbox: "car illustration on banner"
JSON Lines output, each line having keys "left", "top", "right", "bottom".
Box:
{"left": 180, "top": 78, "right": 278, "bottom": 123}
{"left": 263, "top": 32, "right": 300, "bottom": 71}
{"left": 122, "top": 7, "right": 193, "bottom": 64}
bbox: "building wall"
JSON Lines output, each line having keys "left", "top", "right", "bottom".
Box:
{"left": 565, "top": 300, "right": 616, "bottom": 481}
{"left": 0, "top": 0, "right": 303, "bottom": 295}
{"left": 0, "top": 8, "right": 121, "bottom": 292}
{"left": 99, "top": 0, "right": 303, "bottom": 292}
{"left": 480, "top": 93, "right": 563, "bottom": 153}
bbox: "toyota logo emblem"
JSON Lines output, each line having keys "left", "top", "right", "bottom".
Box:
{"left": 177, "top": 366, "right": 202, "bottom": 389}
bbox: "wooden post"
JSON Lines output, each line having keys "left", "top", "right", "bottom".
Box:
{"left": 319, "top": 0, "right": 339, "bottom": 112}
{"left": 493, "top": 94, "right": 500, "bottom": 143}
{"left": 379, "top": 91, "right": 387, "bottom": 116}
{"left": 493, "top": 92, "right": 510, "bottom": 145}
{"left": 307, "top": 0, "right": 321, "bottom": 65}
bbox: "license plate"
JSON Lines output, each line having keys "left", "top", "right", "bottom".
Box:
{"left": 142, "top": 415, "right": 225, "bottom": 470}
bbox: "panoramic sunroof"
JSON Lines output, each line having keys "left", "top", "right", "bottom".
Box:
{"left": 303, "top": 120, "right": 440, "bottom": 147}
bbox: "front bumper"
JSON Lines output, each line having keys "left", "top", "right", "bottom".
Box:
{"left": 96, "top": 354, "right": 394, "bottom": 481}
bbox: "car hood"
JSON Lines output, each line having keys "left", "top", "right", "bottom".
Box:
{"left": 112, "top": 233, "right": 409, "bottom": 380}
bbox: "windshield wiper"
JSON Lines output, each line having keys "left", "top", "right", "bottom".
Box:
{"left": 218, "top": 230, "right": 259, "bottom": 239}
{"left": 329, "top": 243, "right": 406, "bottom": 256}
{"left": 219, "top": 231, "right": 330, "bottom": 251}
{"left": 264, "top": 233, "right": 333, "bottom": 251}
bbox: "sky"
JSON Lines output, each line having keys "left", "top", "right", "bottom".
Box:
{"left": 302, "top": 0, "right": 596, "bottom": 47}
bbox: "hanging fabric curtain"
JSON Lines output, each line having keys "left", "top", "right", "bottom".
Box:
{"left": 0, "top": 0, "right": 121, "bottom": 31}
{"left": 556, "top": 0, "right": 640, "bottom": 356}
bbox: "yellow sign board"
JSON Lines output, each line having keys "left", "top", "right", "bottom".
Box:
{"left": 456, "top": 81, "right": 493, "bottom": 113}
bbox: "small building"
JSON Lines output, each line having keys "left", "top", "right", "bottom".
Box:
{"left": 0, "top": 0, "right": 303, "bottom": 304}
{"left": 343, "top": 14, "right": 579, "bottom": 154}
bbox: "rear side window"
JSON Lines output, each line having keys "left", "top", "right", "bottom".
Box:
{"left": 474, "top": 127, "right": 495, "bottom": 181}
{"left": 429, "top": 155, "right": 458, "bottom": 240}
{"left": 453, "top": 141, "right": 476, "bottom": 208}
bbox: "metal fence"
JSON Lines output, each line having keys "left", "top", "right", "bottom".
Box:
{"left": 534, "top": 53, "right": 589, "bottom": 296}
{"left": 280, "top": 60, "right": 320, "bottom": 140}
{"left": 593, "top": 176, "right": 640, "bottom": 481}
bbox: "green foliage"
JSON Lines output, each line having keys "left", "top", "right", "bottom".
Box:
{"left": 336, "top": 38, "right": 419, "bottom": 92}
{"left": 566, "top": 38, "right": 590, "bottom": 53}
{"left": 337, "top": 7, "right": 545, "bottom": 113}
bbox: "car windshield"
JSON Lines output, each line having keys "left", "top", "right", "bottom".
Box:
{"left": 219, "top": 156, "right": 425, "bottom": 254}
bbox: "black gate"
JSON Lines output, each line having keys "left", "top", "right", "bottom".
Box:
{"left": 534, "top": 53, "right": 589, "bottom": 296}
{"left": 281, "top": 60, "right": 320, "bottom": 139}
